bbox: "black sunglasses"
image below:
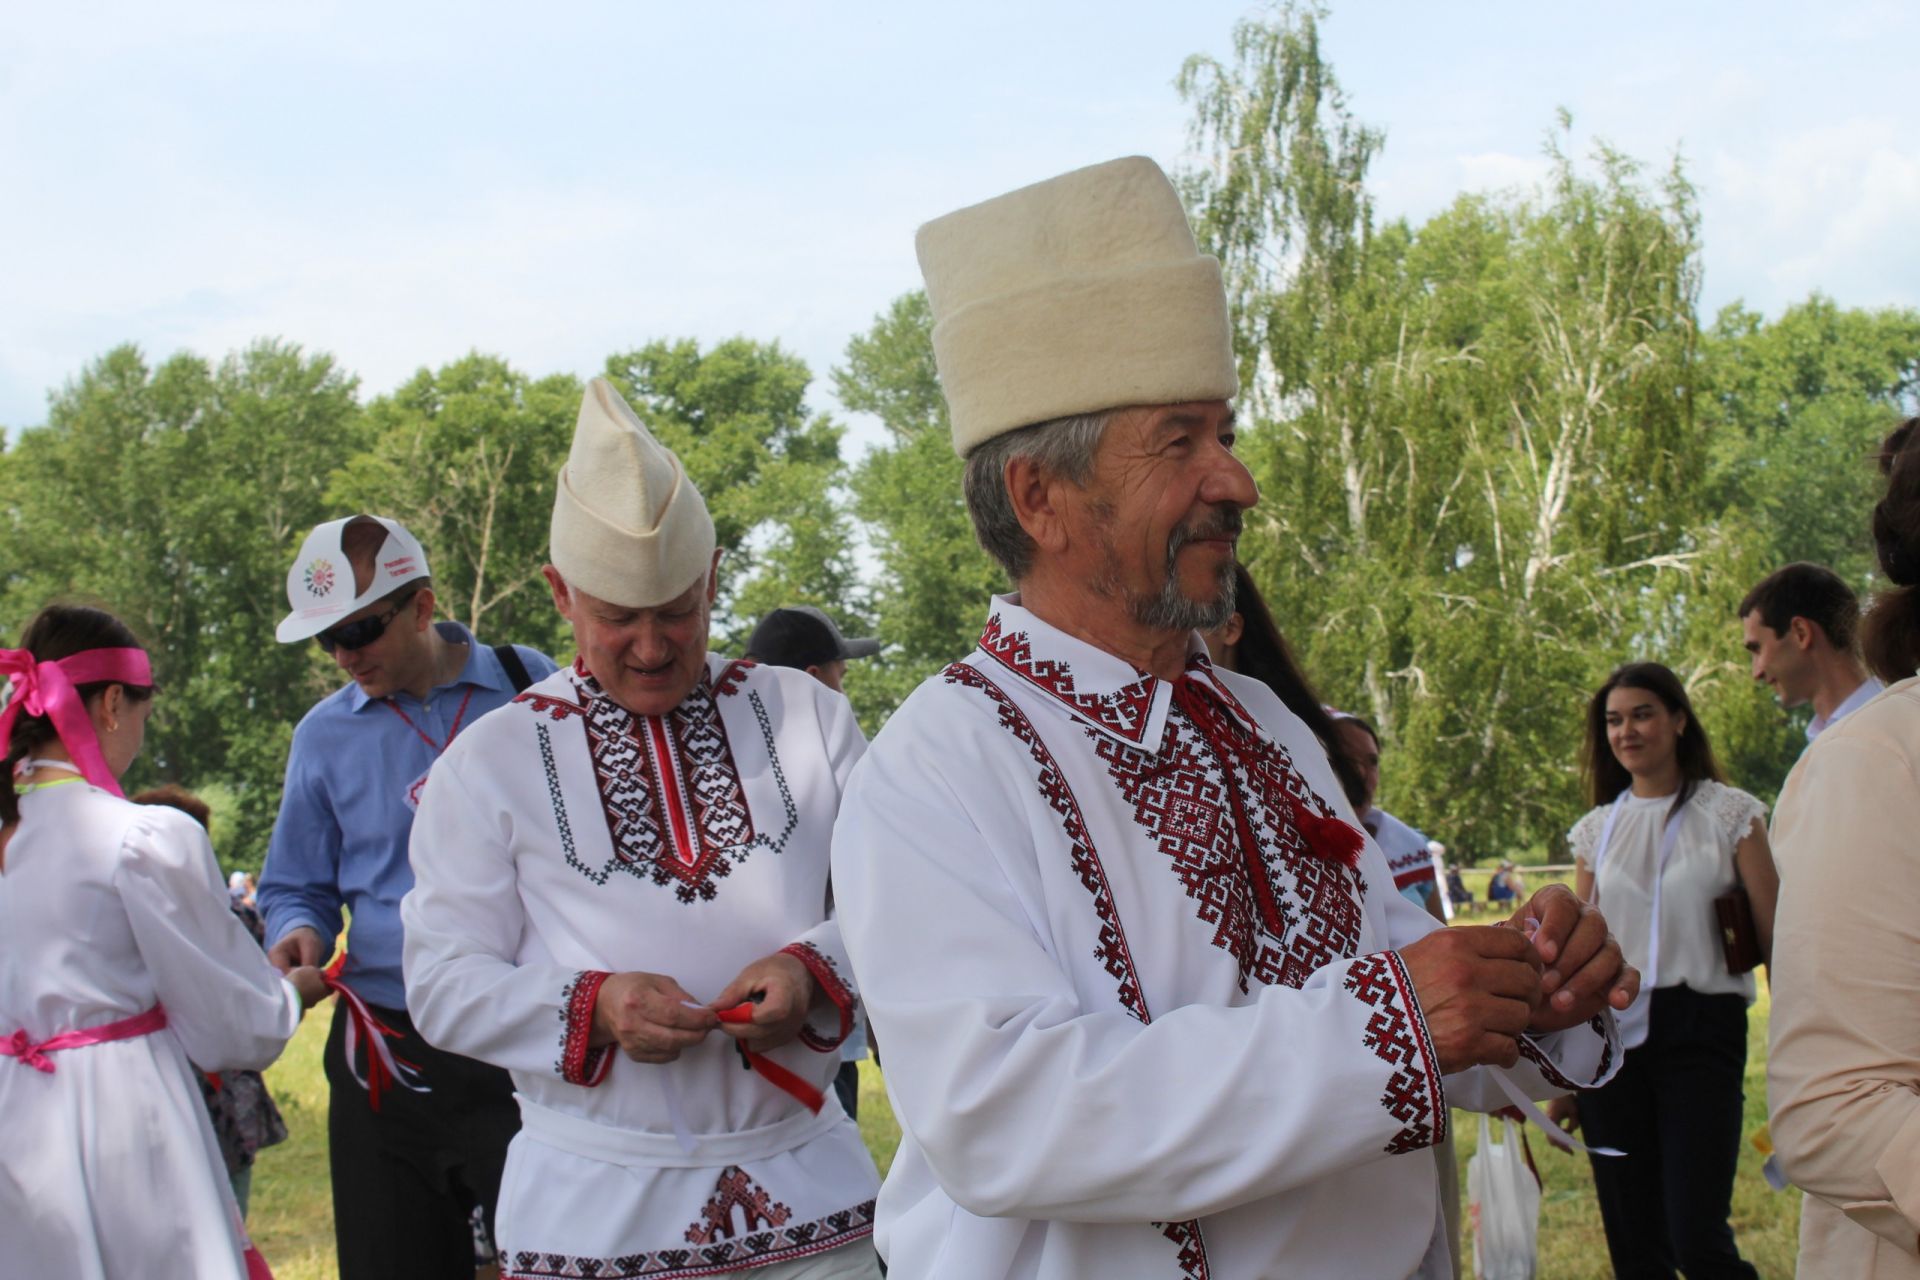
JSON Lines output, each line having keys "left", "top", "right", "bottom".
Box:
{"left": 315, "top": 593, "right": 416, "bottom": 654}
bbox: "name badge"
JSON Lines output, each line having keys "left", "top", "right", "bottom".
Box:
{"left": 403, "top": 766, "right": 433, "bottom": 813}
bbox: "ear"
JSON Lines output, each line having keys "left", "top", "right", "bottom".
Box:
{"left": 1674, "top": 710, "right": 1689, "bottom": 737}
{"left": 1221, "top": 611, "right": 1245, "bottom": 648}
{"left": 542, "top": 565, "right": 575, "bottom": 622}
{"left": 91, "top": 683, "right": 125, "bottom": 733}
{"left": 1788, "top": 616, "right": 1816, "bottom": 650}
{"left": 1005, "top": 454, "right": 1075, "bottom": 558}
{"left": 705, "top": 548, "right": 724, "bottom": 605}
{"left": 412, "top": 587, "right": 437, "bottom": 632}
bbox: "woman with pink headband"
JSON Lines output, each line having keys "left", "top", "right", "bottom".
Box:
{"left": 0, "top": 603, "right": 322, "bottom": 1279}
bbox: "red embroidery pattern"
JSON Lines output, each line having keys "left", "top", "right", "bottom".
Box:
{"left": 1094, "top": 698, "right": 1367, "bottom": 992}
{"left": 505, "top": 1176, "right": 875, "bottom": 1278}
{"left": 575, "top": 671, "right": 762, "bottom": 902}
{"left": 944, "top": 662, "right": 1149, "bottom": 1022}
{"left": 1158, "top": 1217, "right": 1213, "bottom": 1280}
{"left": 555, "top": 971, "right": 613, "bottom": 1087}
{"left": 945, "top": 662, "right": 1208, "bottom": 1274}
{"left": 1342, "top": 951, "right": 1445, "bottom": 1154}
{"left": 712, "top": 659, "right": 754, "bottom": 698}
{"left": 513, "top": 691, "right": 585, "bottom": 722}
{"left": 780, "top": 942, "right": 857, "bottom": 1052}
{"left": 1516, "top": 1013, "right": 1614, "bottom": 1090}
{"left": 978, "top": 613, "right": 1159, "bottom": 745}
{"left": 685, "top": 1165, "right": 792, "bottom": 1243}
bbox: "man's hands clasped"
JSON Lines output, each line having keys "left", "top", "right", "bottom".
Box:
{"left": 1398, "top": 883, "right": 1638, "bottom": 1076}
{"left": 590, "top": 952, "right": 820, "bottom": 1064}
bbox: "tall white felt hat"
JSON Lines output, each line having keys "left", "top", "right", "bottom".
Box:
{"left": 276, "top": 515, "right": 431, "bottom": 643}
{"left": 550, "top": 377, "right": 716, "bottom": 608}
{"left": 916, "top": 155, "right": 1239, "bottom": 457}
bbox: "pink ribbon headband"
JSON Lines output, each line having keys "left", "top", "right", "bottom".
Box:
{"left": 0, "top": 647, "right": 151, "bottom": 798}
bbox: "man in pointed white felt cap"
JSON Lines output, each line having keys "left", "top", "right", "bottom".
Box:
{"left": 829, "top": 155, "right": 1639, "bottom": 1280}
{"left": 258, "top": 513, "right": 558, "bottom": 1280}
{"left": 402, "top": 378, "right": 883, "bottom": 1280}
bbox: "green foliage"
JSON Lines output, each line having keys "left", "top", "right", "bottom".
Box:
{"left": 835, "top": 292, "right": 1004, "bottom": 728}
{"left": 0, "top": 341, "right": 365, "bottom": 863}
{"left": 329, "top": 353, "right": 582, "bottom": 661}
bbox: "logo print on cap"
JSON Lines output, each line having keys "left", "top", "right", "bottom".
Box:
{"left": 303, "top": 558, "right": 336, "bottom": 597}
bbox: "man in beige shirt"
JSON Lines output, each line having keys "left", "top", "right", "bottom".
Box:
{"left": 1768, "top": 677, "right": 1920, "bottom": 1276}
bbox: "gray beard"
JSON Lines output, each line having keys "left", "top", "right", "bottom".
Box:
{"left": 1091, "top": 512, "right": 1241, "bottom": 633}
{"left": 1128, "top": 556, "right": 1237, "bottom": 631}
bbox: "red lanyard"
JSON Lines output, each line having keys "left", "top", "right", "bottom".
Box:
{"left": 382, "top": 687, "right": 475, "bottom": 756}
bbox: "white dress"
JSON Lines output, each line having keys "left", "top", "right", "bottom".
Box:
{"left": 403, "top": 657, "right": 881, "bottom": 1279}
{"left": 832, "top": 596, "right": 1620, "bottom": 1280}
{"left": 0, "top": 780, "right": 303, "bottom": 1280}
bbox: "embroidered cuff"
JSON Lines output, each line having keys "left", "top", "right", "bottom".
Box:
{"left": 1345, "top": 950, "right": 1447, "bottom": 1154}
{"left": 556, "top": 970, "right": 614, "bottom": 1087}
{"left": 779, "top": 943, "right": 856, "bottom": 1053}
{"left": 1516, "top": 1012, "right": 1618, "bottom": 1092}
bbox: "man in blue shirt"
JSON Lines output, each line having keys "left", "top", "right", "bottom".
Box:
{"left": 259, "top": 514, "right": 557, "bottom": 1280}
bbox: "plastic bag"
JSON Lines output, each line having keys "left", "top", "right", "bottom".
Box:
{"left": 1467, "top": 1113, "right": 1540, "bottom": 1280}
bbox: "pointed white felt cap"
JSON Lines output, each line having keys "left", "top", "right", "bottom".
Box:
{"left": 916, "top": 155, "right": 1239, "bottom": 457}
{"left": 550, "top": 377, "right": 716, "bottom": 608}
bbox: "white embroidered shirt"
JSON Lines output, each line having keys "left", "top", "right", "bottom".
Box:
{"left": 833, "top": 597, "right": 1620, "bottom": 1280}
{"left": 403, "top": 657, "right": 880, "bottom": 1279}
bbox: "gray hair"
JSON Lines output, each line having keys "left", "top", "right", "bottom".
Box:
{"left": 962, "top": 410, "right": 1114, "bottom": 581}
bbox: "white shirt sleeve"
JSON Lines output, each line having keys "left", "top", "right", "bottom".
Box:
{"left": 403, "top": 757, "right": 615, "bottom": 1087}
{"left": 114, "top": 806, "right": 301, "bottom": 1073}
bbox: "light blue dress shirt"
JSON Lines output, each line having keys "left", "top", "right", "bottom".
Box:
{"left": 258, "top": 622, "right": 557, "bottom": 1009}
{"left": 1805, "top": 675, "right": 1886, "bottom": 742}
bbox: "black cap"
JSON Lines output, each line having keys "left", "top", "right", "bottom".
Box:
{"left": 745, "top": 606, "right": 880, "bottom": 670}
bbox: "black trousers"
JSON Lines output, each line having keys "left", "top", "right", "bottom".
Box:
{"left": 1579, "top": 985, "right": 1759, "bottom": 1280}
{"left": 834, "top": 1059, "right": 861, "bottom": 1120}
{"left": 324, "top": 997, "right": 520, "bottom": 1280}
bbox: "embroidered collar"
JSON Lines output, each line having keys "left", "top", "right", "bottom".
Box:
{"left": 568, "top": 655, "right": 720, "bottom": 708}
{"left": 974, "top": 595, "right": 1219, "bottom": 748}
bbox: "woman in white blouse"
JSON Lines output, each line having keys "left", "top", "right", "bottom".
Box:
{"left": 1559, "top": 661, "right": 1778, "bottom": 1280}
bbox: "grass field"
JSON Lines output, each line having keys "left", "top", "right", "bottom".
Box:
{"left": 255, "top": 978, "right": 1800, "bottom": 1280}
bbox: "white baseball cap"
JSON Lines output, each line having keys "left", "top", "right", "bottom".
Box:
{"left": 276, "top": 515, "right": 432, "bottom": 643}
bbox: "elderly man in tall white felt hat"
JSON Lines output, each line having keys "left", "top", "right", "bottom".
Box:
{"left": 402, "top": 378, "right": 883, "bottom": 1280}
{"left": 257, "top": 513, "right": 559, "bottom": 1279}
{"left": 829, "top": 155, "right": 1637, "bottom": 1280}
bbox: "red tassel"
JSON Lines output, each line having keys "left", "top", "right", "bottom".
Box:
{"left": 1293, "top": 801, "right": 1365, "bottom": 869}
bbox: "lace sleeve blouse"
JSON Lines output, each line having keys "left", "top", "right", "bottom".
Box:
{"left": 1569, "top": 779, "right": 1767, "bottom": 1002}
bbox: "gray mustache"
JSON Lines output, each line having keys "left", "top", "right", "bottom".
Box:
{"left": 1169, "top": 507, "right": 1244, "bottom": 551}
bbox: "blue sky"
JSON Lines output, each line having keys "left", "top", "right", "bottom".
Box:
{"left": 5, "top": 2, "right": 1916, "bottom": 446}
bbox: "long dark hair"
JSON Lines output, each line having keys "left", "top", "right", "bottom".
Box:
{"left": 1219, "top": 564, "right": 1370, "bottom": 809}
{"left": 3, "top": 604, "right": 154, "bottom": 827}
{"left": 1862, "top": 417, "right": 1920, "bottom": 684}
{"left": 1582, "top": 661, "right": 1724, "bottom": 819}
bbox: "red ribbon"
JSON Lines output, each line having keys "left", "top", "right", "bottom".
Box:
{"left": 716, "top": 1001, "right": 825, "bottom": 1114}
{"left": 1171, "top": 675, "right": 1364, "bottom": 870}
{"left": 323, "top": 968, "right": 427, "bottom": 1111}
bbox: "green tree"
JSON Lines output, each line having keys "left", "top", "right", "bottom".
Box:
{"left": 328, "top": 353, "right": 581, "bottom": 661}
{"left": 0, "top": 340, "right": 366, "bottom": 865}
{"left": 835, "top": 292, "right": 1003, "bottom": 726}
{"left": 1180, "top": 6, "right": 1706, "bottom": 853}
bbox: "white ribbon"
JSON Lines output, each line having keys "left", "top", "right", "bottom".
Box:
{"left": 331, "top": 978, "right": 429, "bottom": 1100}
{"left": 1490, "top": 1068, "right": 1625, "bottom": 1158}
